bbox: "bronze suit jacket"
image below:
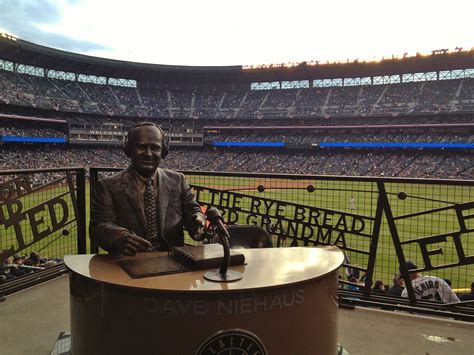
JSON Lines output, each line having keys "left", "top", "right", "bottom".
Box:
{"left": 89, "top": 166, "right": 202, "bottom": 252}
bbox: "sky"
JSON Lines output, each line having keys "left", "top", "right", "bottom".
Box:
{"left": 0, "top": 0, "right": 473, "bottom": 67}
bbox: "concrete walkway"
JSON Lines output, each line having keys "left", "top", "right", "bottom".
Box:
{"left": 339, "top": 306, "right": 474, "bottom": 355}
{"left": 1, "top": 275, "right": 473, "bottom": 354}
{"left": 0, "top": 275, "right": 70, "bottom": 355}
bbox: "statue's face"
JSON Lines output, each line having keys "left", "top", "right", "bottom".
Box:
{"left": 130, "top": 125, "right": 162, "bottom": 177}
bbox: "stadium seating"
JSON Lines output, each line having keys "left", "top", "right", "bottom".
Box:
{"left": 1, "top": 69, "right": 474, "bottom": 119}
{"left": 0, "top": 63, "right": 473, "bottom": 180}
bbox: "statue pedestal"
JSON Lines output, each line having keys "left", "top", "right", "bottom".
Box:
{"left": 65, "top": 246, "right": 343, "bottom": 354}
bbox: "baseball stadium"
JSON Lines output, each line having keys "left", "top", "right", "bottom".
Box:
{"left": 1, "top": 26, "right": 474, "bottom": 354}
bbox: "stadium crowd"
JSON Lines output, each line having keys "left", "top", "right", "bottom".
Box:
{"left": 1, "top": 123, "right": 67, "bottom": 139}
{"left": 0, "top": 145, "right": 125, "bottom": 172}
{"left": 1, "top": 250, "right": 63, "bottom": 284}
{"left": 1, "top": 68, "right": 474, "bottom": 119}
{"left": 341, "top": 265, "right": 474, "bottom": 305}
{"left": 205, "top": 131, "right": 472, "bottom": 145}
{"left": 1, "top": 145, "right": 472, "bottom": 179}
{"left": 0, "top": 64, "right": 472, "bottom": 207}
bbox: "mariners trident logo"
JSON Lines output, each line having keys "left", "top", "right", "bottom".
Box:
{"left": 196, "top": 329, "right": 267, "bottom": 355}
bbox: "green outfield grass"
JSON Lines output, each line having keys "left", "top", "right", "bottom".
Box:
{"left": 2, "top": 173, "right": 473, "bottom": 291}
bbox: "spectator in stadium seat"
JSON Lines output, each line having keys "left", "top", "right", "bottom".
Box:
{"left": 372, "top": 280, "right": 387, "bottom": 294}
{"left": 1, "top": 253, "right": 16, "bottom": 281}
{"left": 400, "top": 261, "right": 459, "bottom": 303}
{"left": 89, "top": 122, "right": 205, "bottom": 256}
{"left": 24, "top": 252, "right": 43, "bottom": 266}
{"left": 12, "top": 254, "right": 24, "bottom": 266}
{"left": 459, "top": 282, "right": 474, "bottom": 301}
{"left": 0, "top": 252, "right": 30, "bottom": 280}
{"left": 347, "top": 264, "right": 360, "bottom": 281}
{"left": 346, "top": 276, "right": 360, "bottom": 291}
{"left": 388, "top": 274, "right": 404, "bottom": 296}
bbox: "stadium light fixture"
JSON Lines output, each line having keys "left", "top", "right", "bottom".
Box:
{"left": 0, "top": 31, "right": 18, "bottom": 42}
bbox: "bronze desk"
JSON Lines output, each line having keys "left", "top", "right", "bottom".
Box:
{"left": 65, "top": 246, "right": 343, "bottom": 354}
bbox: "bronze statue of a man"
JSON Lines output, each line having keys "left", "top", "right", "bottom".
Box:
{"left": 90, "top": 122, "right": 205, "bottom": 255}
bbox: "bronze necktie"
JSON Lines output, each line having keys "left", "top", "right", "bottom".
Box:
{"left": 144, "top": 178, "right": 158, "bottom": 244}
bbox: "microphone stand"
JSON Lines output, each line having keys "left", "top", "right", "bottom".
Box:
{"left": 203, "top": 208, "right": 243, "bottom": 282}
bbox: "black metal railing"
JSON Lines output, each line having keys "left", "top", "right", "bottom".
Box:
{"left": 0, "top": 167, "right": 86, "bottom": 295}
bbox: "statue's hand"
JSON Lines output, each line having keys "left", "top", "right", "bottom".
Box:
{"left": 190, "top": 214, "right": 206, "bottom": 241}
{"left": 117, "top": 232, "right": 152, "bottom": 256}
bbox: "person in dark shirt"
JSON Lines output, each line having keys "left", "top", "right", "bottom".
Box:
{"left": 389, "top": 274, "right": 404, "bottom": 296}
{"left": 459, "top": 282, "right": 474, "bottom": 301}
{"left": 373, "top": 280, "right": 387, "bottom": 294}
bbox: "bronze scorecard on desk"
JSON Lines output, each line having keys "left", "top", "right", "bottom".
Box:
{"left": 117, "top": 244, "right": 245, "bottom": 278}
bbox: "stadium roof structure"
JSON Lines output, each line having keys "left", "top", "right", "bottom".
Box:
{"left": 1, "top": 36, "right": 474, "bottom": 85}
{"left": 245, "top": 51, "right": 474, "bottom": 82}
{"left": 0, "top": 36, "right": 243, "bottom": 85}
